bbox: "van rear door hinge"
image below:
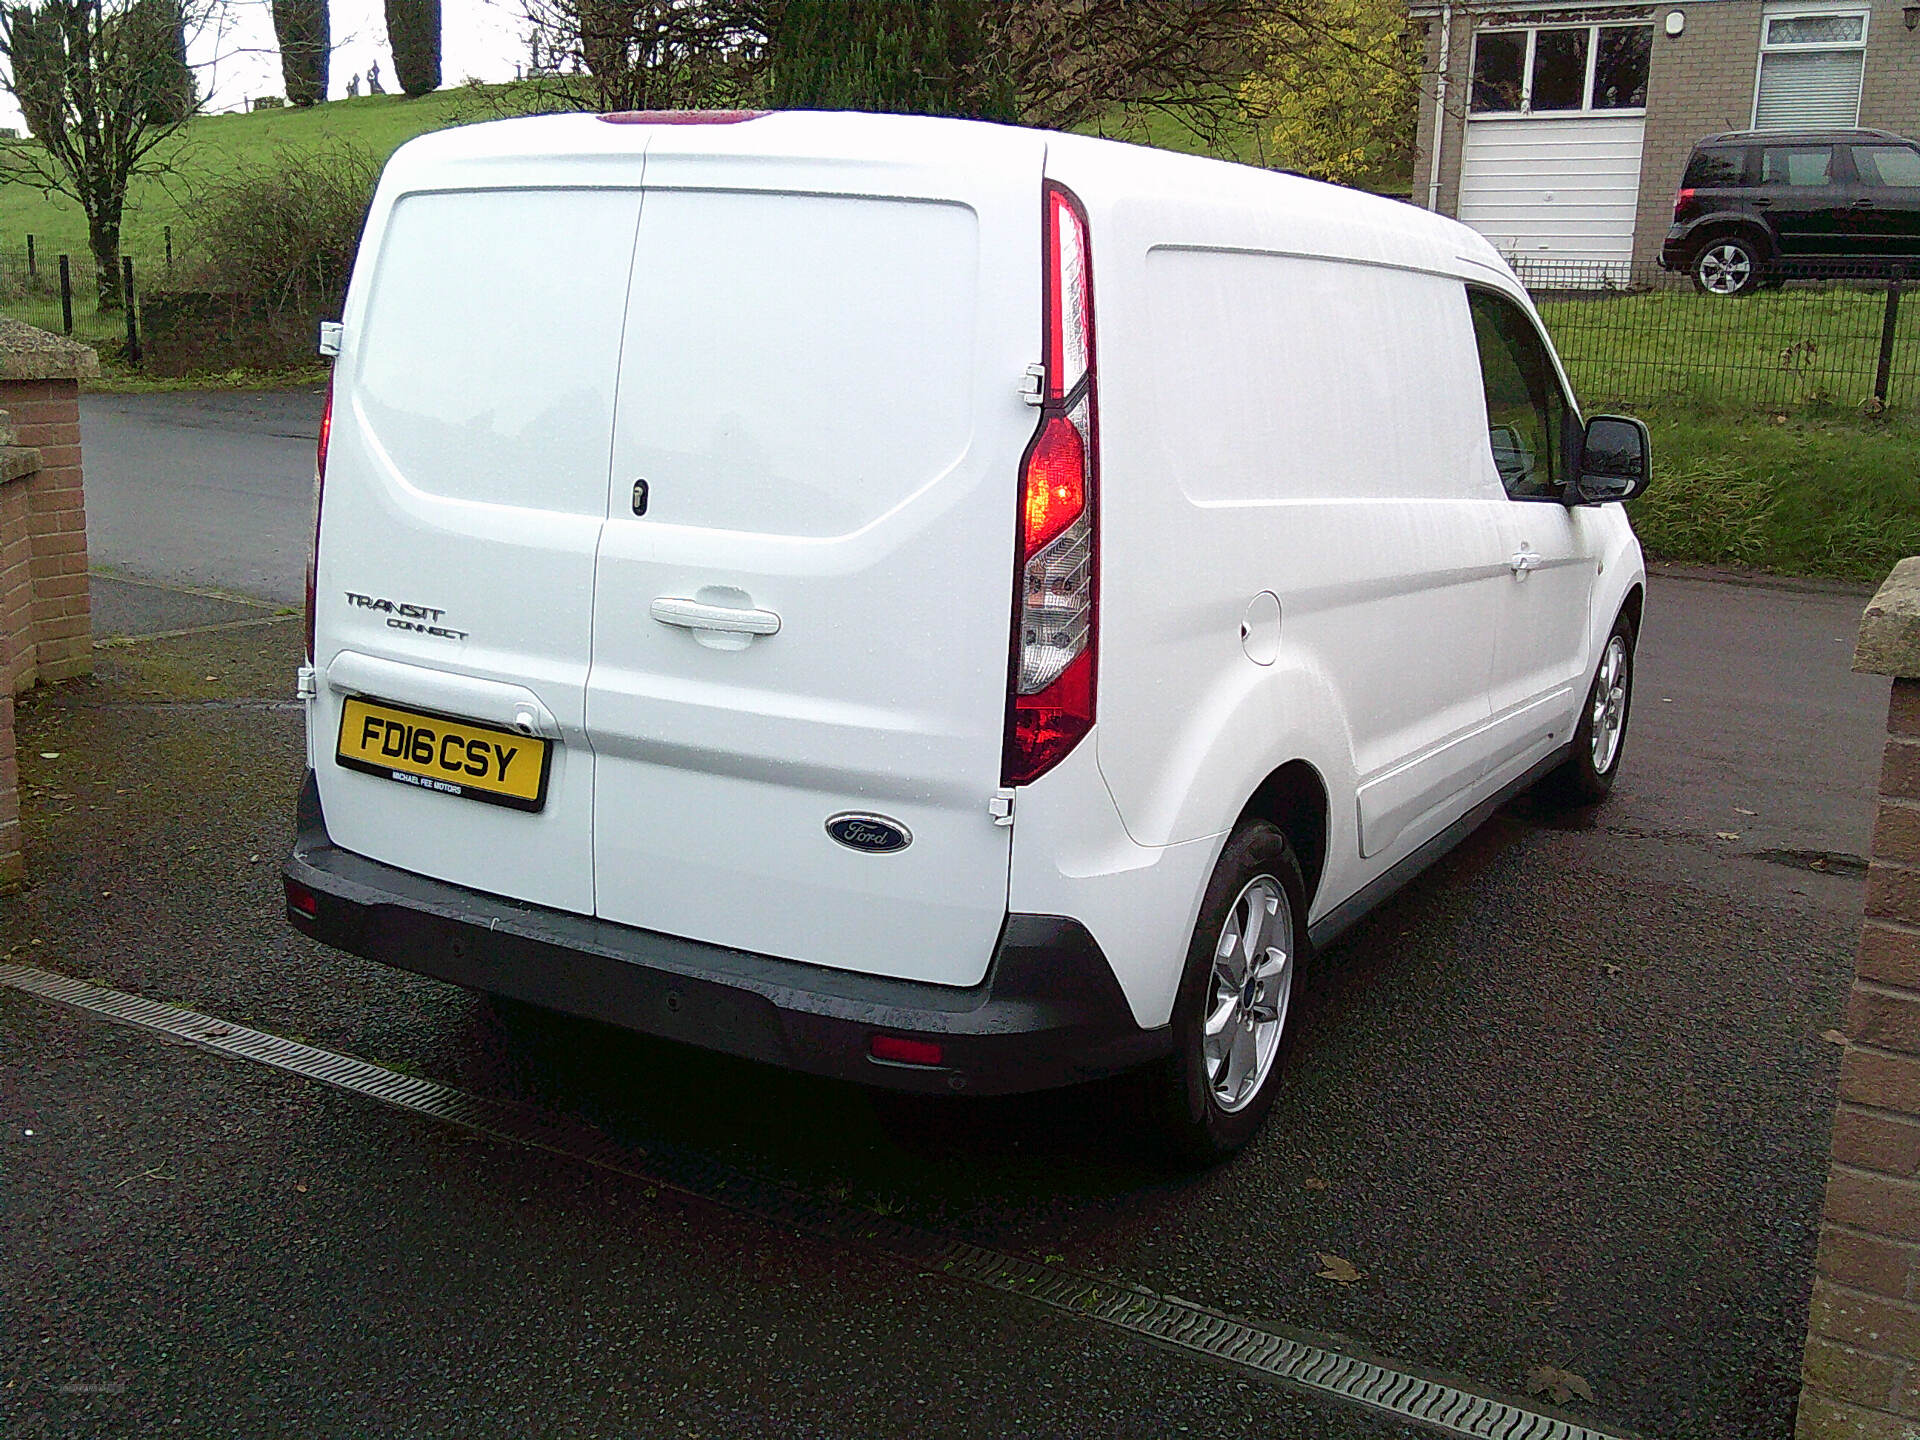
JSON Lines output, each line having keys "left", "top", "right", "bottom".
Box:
{"left": 295, "top": 664, "right": 317, "bottom": 700}
{"left": 989, "top": 789, "right": 1015, "bottom": 826}
{"left": 1018, "top": 364, "right": 1045, "bottom": 406}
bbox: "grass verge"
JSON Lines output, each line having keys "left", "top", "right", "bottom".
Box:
{"left": 1628, "top": 405, "right": 1920, "bottom": 583}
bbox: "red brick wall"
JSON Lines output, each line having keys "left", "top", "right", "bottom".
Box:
{"left": 0, "top": 378, "right": 91, "bottom": 686}
{"left": 0, "top": 374, "right": 91, "bottom": 892}
{"left": 1803, "top": 677, "right": 1920, "bottom": 1437}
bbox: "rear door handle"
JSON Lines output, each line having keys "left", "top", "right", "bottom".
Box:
{"left": 1751, "top": 198, "right": 1773, "bottom": 208}
{"left": 1853, "top": 198, "right": 1876, "bottom": 209}
{"left": 1508, "top": 549, "right": 1543, "bottom": 575}
{"left": 649, "top": 597, "right": 781, "bottom": 636}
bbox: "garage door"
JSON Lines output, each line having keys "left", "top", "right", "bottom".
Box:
{"left": 1459, "top": 115, "right": 1647, "bottom": 279}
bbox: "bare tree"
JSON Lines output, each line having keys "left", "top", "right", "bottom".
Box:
{"left": 0, "top": 0, "right": 213, "bottom": 309}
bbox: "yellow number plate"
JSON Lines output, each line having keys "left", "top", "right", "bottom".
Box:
{"left": 335, "top": 697, "right": 552, "bottom": 812}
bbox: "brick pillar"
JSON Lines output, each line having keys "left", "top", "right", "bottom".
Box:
{"left": 1801, "top": 557, "right": 1920, "bottom": 1439}
{"left": 0, "top": 319, "right": 98, "bottom": 892}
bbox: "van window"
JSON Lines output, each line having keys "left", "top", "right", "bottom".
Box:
{"left": 357, "top": 188, "right": 643, "bottom": 515}
{"left": 1468, "top": 290, "right": 1570, "bottom": 502}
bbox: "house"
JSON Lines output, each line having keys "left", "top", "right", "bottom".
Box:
{"left": 1410, "top": 0, "right": 1920, "bottom": 273}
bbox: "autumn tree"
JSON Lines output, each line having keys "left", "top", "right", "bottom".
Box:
{"left": 270, "top": 0, "right": 328, "bottom": 106}
{"left": 385, "top": 0, "right": 440, "bottom": 97}
{"left": 1240, "top": 0, "right": 1421, "bottom": 186}
{"left": 0, "top": 0, "right": 210, "bottom": 308}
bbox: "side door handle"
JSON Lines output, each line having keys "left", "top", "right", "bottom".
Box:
{"left": 1853, "top": 197, "right": 1877, "bottom": 209}
{"left": 1750, "top": 198, "right": 1773, "bottom": 208}
{"left": 650, "top": 597, "right": 782, "bottom": 636}
{"left": 1508, "top": 548, "right": 1543, "bottom": 576}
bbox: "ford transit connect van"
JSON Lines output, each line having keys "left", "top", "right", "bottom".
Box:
{"left": 284, "top": 110, "right": 1650, "bottom": 1161}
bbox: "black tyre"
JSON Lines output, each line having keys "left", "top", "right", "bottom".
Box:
{"left": 1543, "top": 611, "right": 1636, "bottom": 806}
{"left": 1690, "top": 235, "right": 1766, "bottom": 296}
{"left": 1151, "top": 822, "right": 1307, "bottom": 1166}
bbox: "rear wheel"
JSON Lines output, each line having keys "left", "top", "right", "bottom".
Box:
{"left": 1152, "top": 822, "right": 1306, "bottom": 1166}
{"left": 1691, "top": 236, "right": 1766, "bottom": 296}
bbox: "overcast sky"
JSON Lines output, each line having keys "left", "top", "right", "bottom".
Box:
{"left": 0, "top": 0, "right": 531, "bottom": 132}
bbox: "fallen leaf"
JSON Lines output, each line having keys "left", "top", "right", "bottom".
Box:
{"left": 1314, "top": 1252, "right": 1362, "bottom": 1284}
{"left": 1715, "top": 832, "right": 1740, "bottom": 842}
{"left": 1660, "top": 697, "right": 1672, "bottom": 704}
{"left": 203, "top": 675, "right": 218, "bottom": 681}
{"left": 294, "top": 1182, "right": 307, "bottom": 1193}
{"left": 1304, "top": 1176, "right": 1328, "bottom": 1192}
{"left": 37, "top": 752, "right": 58, "bottom": 760}
{"left": 1735, "top": 807, "right": 1757, "bottom": 816}
{"left": 1823, "top": 1029, "right": 1851, "bottom": 1046}
{"left": 1602, "top": 963, "right": 1620, "bottom": 975}
{"left": 1526, "top": 1366, "right": 1594, "bottom": 1405}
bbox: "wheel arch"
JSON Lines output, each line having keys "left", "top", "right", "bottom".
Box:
{"left": 1233, "top": 760, "right": 1330, "bottom": 914}
{"left": 1686, "top": 219, "right": 1776, "bottom": 264}
{"left": 1619, "top": 581, "right": 1645, "bottom": 638}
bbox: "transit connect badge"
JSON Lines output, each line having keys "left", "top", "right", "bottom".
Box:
{"left": 825, "top": 814, "right": 912, "bottom": 854}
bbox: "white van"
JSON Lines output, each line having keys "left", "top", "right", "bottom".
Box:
{"left": 284, "top": 110, "right": 1650, "bottom": 1161}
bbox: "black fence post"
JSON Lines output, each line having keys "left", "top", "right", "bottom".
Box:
{"left": 57, "top": 255, "right": 72, "bottom": 336}
{"left": 1875, "top": 273, "right": 1904, "bottom": 409}
{"left": 121, "top": 257, "right": 140, "bottom": 365}
{"left": 24, "top": 234, "right": 34, "bottom": 281}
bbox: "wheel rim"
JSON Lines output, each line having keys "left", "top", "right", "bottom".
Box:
{"left": 1202, "top": 875, "right": 1293, "bottom": 1114}
{"left": 1698, "top": 244, "right": 1752, "bottom": 295}
{"left": 1589, "top": 634, "right": 1630, "bottom": 775}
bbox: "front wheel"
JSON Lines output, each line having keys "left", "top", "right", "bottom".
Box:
{"left": 1691, "top": 237, "right": 1766, "bottom": 296}
{"left": 1151, "top": 822, "right": 1307, "bottom": 1166}
{"left": 1543, "top": 612, "right": 1636, "bottom": 806}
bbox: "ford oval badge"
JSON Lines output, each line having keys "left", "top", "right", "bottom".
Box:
{"left": 826, "top": 813, "right": 912, "bottom": 853}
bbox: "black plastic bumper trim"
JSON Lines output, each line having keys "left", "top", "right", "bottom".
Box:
{"left": 283, "top": 773, "right": 1168, "bottom": 1095}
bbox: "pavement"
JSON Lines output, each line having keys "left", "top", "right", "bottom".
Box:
{"left": 0, "top": 554, "right": 1887, "bottom": 1437}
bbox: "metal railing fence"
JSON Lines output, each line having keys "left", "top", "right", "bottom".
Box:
{"left": 1514, "top": 258, "right": 1920, "bottom": 412}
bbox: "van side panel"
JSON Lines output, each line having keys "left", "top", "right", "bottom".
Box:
{"left": 312, "top": 185, "right": 643, "bottom": 914}
{"left": 1096, "top": 233, "right": 1512, "bottom": 918}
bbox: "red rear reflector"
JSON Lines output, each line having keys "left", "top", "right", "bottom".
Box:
{"left": 285, "top": 880, "right": 318, "bottom": 919}
{"left": 598, "top": 109, "right": 767, "bottom": 125}
{"left": 871, "top": 1035, "right": 944, "bottom": 1067}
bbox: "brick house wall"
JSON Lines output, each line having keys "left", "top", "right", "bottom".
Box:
{"left": 1413, "top": 0, "right": 1920, "bottom": 270}
{"left": 0, "top": 321, "right": 98, "bottom": 892}
{"left": 1800, "top": 558, "right": 1920, "bottom": 1439}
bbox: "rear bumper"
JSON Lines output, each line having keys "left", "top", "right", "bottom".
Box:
{"left": 282, "top": 772, "right": 1168, "bottom": 1096}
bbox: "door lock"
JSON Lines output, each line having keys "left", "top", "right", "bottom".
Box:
{"left": 631, "top": 478, "right": 649, "bottom": 516}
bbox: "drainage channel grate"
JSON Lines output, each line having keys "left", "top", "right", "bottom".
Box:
{"left": 2, "top": 962, "right": 1631, "bottom": 1440}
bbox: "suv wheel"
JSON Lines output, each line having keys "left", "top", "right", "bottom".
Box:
{"left": 1692, "top": 236, "right": 1765, "bottom": 296}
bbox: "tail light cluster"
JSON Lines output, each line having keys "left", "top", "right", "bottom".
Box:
{"left": 305, "top": 375, "right": 332, "bottom": 663}
{"left": 1673, "top": 186, "right": 1698, "bottom": 222}
{"left": 1003, "top": 182, "right": 1098, "bottom": 788}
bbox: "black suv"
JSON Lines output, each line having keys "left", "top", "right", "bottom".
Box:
{"left": 1660, "top": 128, "right": 1920, "bottom": 295}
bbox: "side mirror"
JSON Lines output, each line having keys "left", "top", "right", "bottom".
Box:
{"left": 1573, "top": 415, "right": 1651, "bottom": 504}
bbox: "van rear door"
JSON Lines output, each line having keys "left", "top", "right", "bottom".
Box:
{"left": 313, "top": 181, "right": 643, "bottom": 914}
{"left": 587, "top": 123, "right": 1044, "bottom": 987}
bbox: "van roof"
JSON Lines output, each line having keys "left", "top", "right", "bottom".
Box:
{"left": 384, "top": 109, "right": 1513, "bottom": 290}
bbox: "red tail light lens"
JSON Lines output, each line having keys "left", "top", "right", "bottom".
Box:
{"left": 285, "top": 879, "right": 319, "bottom": 919}
{"left": 1673, "top": 186, "right": 1696, "bottom": 221}
{"left": 305, "top": 376, "right": 331, "bottom": 662}
{"left": 1003, "top": 181, "right": 1098, "bottom": 789}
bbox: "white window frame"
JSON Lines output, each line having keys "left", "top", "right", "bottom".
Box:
{"left": 1750, "top": 2, "right": 1868, "bottom": 130}
{"left": 1468, "top": 22, "right": 1653, "bottom": 120}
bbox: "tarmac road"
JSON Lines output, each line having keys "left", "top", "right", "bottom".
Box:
{"left": 1, "top": 391, "right": 1891, "bottom": 1437}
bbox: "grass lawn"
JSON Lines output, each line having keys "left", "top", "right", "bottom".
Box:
{"left": 1538, "top": 282, "right": 1920, "bottom": 413}
{"left": 1627, "top": 406, "right": 1920, "bottom": 583}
